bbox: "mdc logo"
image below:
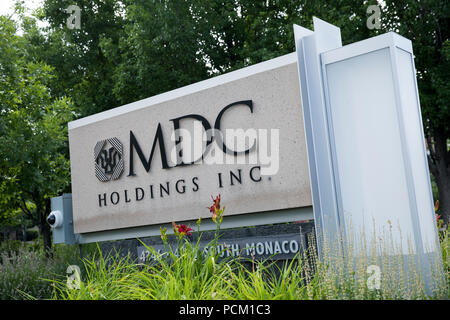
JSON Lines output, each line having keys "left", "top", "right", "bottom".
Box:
{"left": 94, "top": 137, "right": 124, "bottom": 182}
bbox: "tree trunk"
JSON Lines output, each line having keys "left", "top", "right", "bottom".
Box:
{"left": 38, "top": 200, "right": 53, "bottom": 257}
{"left": 436, "top": 176, "right": 450, "bottom": 226}
{"left": 428, "top": 129, "right": 450, "bottom": 226}
{"left": 41, "top": 222, "right": 52, "bottom": 257}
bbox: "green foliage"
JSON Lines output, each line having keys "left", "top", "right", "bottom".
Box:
{"left": 31, "top": 0, "right": 450, "bottom": 223}
{"left": 0, "top": 240, "right": 27, "bottom": 259}
{"left": 0, "top": 241, "right": 93, "bottom": 299}
{"left": 97, "top": 0, "right": 377, "bottom": 106}
{"left": 0, "top": 217, "right": 447, "bottom": 300}
{"left": 0, "top": 13, "right": 74, "bottom": 242}
{"left": 380, "top": 0, "right": 449, "bottom": 136}
{"left": 439, "top": 226, "right": 450, "bottom": 284}
{"left": 45, "top": 226, "right": 450, "bottom": 300}
{"left": 102, "top": 0, "right": 210, "bottom": 106}
{"left": 377, "top": 0, "right": 450, "bottom": 223}
{"left": 38, "top": 0, "right": 125, "bottom": 116}
{"left": 0, "top": 2, "right": 448, "bottom": 301}
{"left": 38, "top": 0, "right": 380, "bottom": 111}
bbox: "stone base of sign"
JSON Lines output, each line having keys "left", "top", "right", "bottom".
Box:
{"left": 100, "top": 220, "right": 315, "bottom": 263}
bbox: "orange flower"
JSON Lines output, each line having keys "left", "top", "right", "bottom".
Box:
{"left": 213, "top": 194, "right": 221, "bottom": 210}
{"left": 208, "top": 195, "right": 221, "bottom": 214}
{"left": 172, "top": 221, "right": 192, "bottom": 237}
{"left": 208, "top": 194, "right": 224, "bottom": 224}
{"left": 160, "top": 226, "right": 167, "bottom": 241}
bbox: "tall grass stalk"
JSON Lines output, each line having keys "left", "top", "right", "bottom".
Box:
{"left": 48, "top": 224, "right": 449, "bottom": 300}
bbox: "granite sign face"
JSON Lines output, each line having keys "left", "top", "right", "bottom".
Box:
{"left": 68, "top": 53, "right": 312, "bottom": 234}
{"left": 137, "top": 233, "right": 306, "bottom": 263}
{"left": 98, "top": 222, "right": 315, "bottom": 263}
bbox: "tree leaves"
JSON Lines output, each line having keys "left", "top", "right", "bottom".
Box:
{"left": 0, "top": 16, "right": 74, "bottom": 230}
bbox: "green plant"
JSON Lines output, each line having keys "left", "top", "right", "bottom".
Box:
{"left": 45, "top": 196, "right": 450, "bottom": 300}
{"left": 47, "top": 226, "right": 449, "bottom": 300}
{"left": 0, "top": 242, "right": 95, "bottom": 300}
{"left": 439, "top": 226, "right": 450, "bottom": 287}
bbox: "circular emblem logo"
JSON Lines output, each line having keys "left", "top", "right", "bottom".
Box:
{"left": 94, "top": 138, "right": 124, "bottom": 182}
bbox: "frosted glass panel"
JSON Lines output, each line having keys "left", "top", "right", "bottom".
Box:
{"left": 396, "top": 48, "right": 437, "bottom": 253}
{"left": 325, "top": 48, "right": 416, "bottom": 254}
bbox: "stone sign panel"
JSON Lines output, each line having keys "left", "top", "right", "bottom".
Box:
{"left": 99, "top": 222, "right": 315, "bottom": 263}
{"left": 68, "top": 53, "right": 312, "bottom": 234}
{"left": 138, "top": 233, "right": 305, "bottom": 263}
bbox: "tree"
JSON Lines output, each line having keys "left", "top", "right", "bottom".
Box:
{"left": 114, "top": 0, "right": 450, "bottom": 224}
{"left": 381, "top": 0, "right": 450, "bottom": 224}
{"left": 0, "top": 14, "right": 74, "bottom": 253}
{"left": 38, "top": 0, "right": 126, "bottom": 116}
{"left": 102, "top": 0, "right": 210, "bottom": 106}
{"left": 100, "top": 0, "right": 370, "bottom": 104}
{"left": 35, "top": 0, "right": 449, "bottom": 225}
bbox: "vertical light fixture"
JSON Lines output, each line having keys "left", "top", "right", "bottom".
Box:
{"left": 294, "top": 18, "right": 443, "bottom": 289}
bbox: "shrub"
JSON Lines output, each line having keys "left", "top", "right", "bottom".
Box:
{"left": 26, "top": 230, "right": 39, "bottom": 241}
{"left": 3, "top": 194, "right": 449, "bottom": 300}
{"left": 0, "top": 240, "right": 24, "bottom": 260}
{"left": 47, "top": 225, "right": 450, "bottom": 300}
{"left": 0, "top": 240, "right": 94, "bottom": 300}
{"left": 0, "top": 248, "right": 55, "bottom": 299}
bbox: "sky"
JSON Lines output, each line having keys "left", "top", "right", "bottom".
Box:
{"left": 0, "top": 0, "right": 17, "bottom": 16}
{"left": 0, "top": 0, "right": 48, "bottom": 22}
{"left": 0, "top": 0, "right": 44, "bottom": 16}
{"left": 0, "top": 0, "right": 48, "bottom": 30}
